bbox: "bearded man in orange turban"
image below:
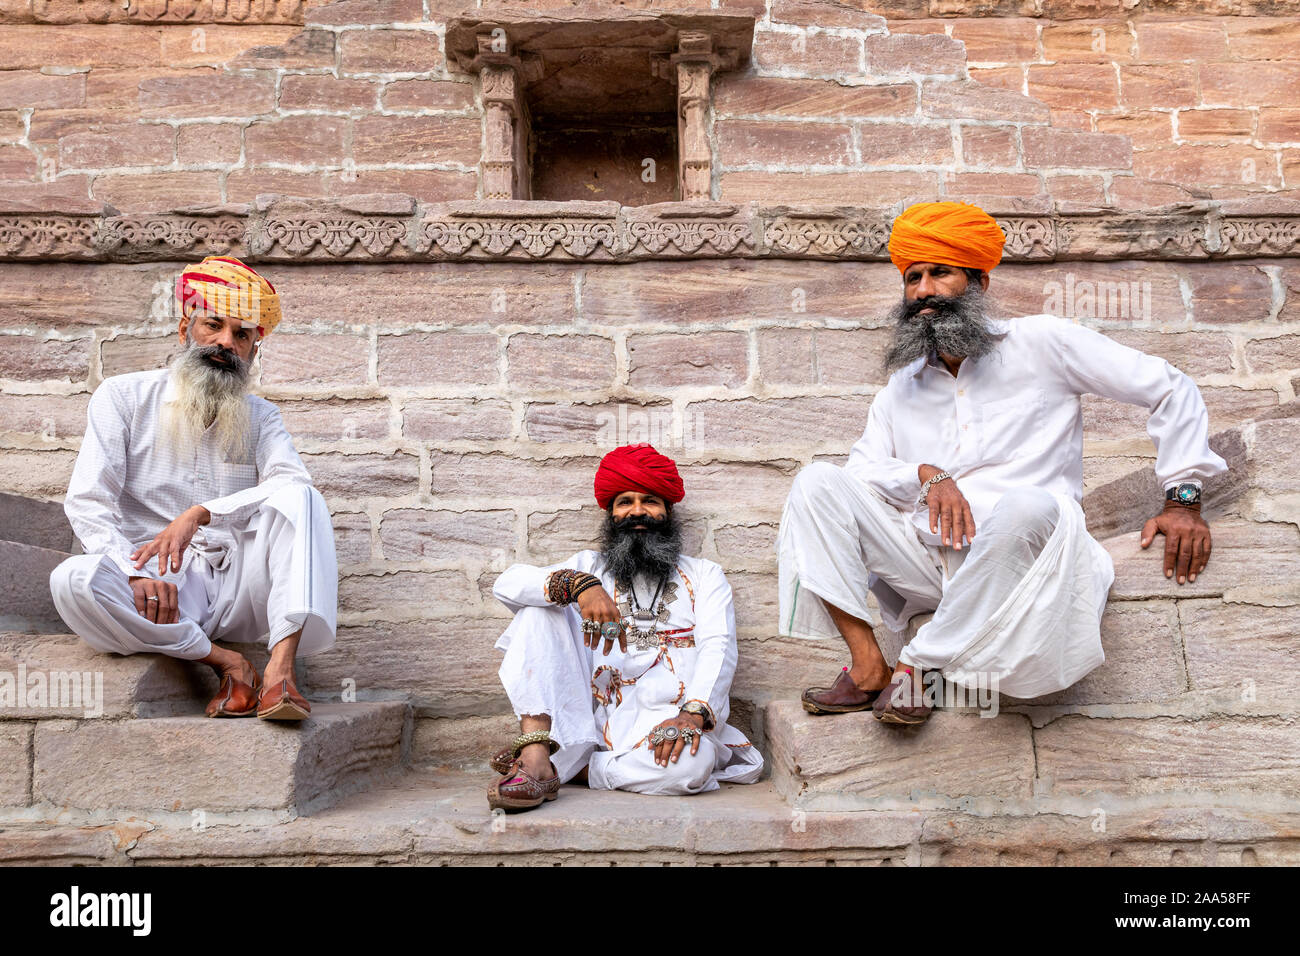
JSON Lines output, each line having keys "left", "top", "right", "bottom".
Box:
{"left": 487, "top": 444, "right": 762, "bottom": 812}
{"left": 50, "top": 257, "right": 337, "bottom": 722}
{"left": 779, "top": 202, "right": 1226, "bottom": 724}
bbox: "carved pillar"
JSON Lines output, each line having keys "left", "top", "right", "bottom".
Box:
{"left": 670, "top": 32, "right": 722, "bottom": 202}
{"left": 469, "top": 33, "right": 535, "bottom": 200}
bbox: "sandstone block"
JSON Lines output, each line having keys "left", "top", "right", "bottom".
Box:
{"left": 627, "top": 332, "right": 748, "bottom": 388}
{"left": 33, "top": 702, "right": 407, "bottom": 813}
{"left": 1035, "top": 715, "right": 1300, "bottom": 798}
{"left": 379, "top": 508, "right": 515, "bottom": 563}
{"left": 300, "top": 452, "right": 420, "bottom": 499}
{"left": 401, "top": 398, "right": 514, "bottom": 441}
{"left": 378, "top": 331, "right": 499, "bottom": 387}
{"left": 767, "top": 700, "right": 1035, "bottom": 808}
{"left": 0, "top": 723, "right": 30, "bottom": 805}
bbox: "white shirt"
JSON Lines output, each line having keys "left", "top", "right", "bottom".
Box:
{"left": 848, "top": 314, "right": 1228, "bottom": 545}
{"left": 493, "top": 551, "right": 739, "bottom": 727}
{"left": 65, "top": 367, "right": 314, "bottom": 581}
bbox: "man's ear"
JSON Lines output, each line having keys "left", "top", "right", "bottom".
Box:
{"left": 177, "top": 316, "right": 190, "bottom": 344}
{"left": 979, "top": 272, "right": 990, "bottom": 292}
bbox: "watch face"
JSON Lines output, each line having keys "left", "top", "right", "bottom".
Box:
{"left": 1177, "top": 484, "right": 1199, "bottom": 503}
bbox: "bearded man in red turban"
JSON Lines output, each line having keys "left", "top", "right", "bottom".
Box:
{"left": 779, "top": 201, "right": 1226, "bottom": 725}
{"left": 487, "top": 444, "right": 762, "bottom": 812}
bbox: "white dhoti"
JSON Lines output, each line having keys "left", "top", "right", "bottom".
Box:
{"left": 496, "top": 603, "right": 762, "bottom": 795}
{"left": 49, "top": 483, "right": 338, "bottom": 660}
{"left": 777, "top": 462, "right": 1114, "bottom": 698}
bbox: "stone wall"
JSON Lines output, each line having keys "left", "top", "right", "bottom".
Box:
{"left": 1, "top": 0, "right": 1298, "bottom": 744}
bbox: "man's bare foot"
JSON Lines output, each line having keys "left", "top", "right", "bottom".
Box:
{"left": 201, "top": 644, "right": 257, "bottom": 686}
{"left": 262, "top": 630, "right": 301, "bottom": 689}
{"left": 848, "top": 659, "right": 893, "bottom": 692}
{"left": 517, "top": 742, "right": 557, "bottom": 781}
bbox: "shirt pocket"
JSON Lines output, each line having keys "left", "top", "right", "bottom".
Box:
{"left": 978, "top": 389, "right": 1047, "bottom": 464}
{"left": 212, "top": 461, "right": 258, "bottom": 498}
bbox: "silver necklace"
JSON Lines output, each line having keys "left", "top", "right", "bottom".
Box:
{"left": 620, "top": 573, "right": 669, "bottom": 651}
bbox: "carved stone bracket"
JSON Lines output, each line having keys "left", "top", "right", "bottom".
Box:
{"left": 2, "top": 198, "right": 1298, "bottom": 264}
{"left": 652, "top": 32, "right": 729, "bottom": 202}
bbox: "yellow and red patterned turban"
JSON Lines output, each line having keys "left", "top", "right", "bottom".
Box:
{"left": 887, "top": 201, "right": 1006, "bottom": 276}
{"left": 176, "top": 256, "right": 282, "bottom": 337}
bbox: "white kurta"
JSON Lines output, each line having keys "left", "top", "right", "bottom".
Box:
{"left": 493, "top": 551, "right": 764, "bottom": 795}
{"left": 49, "top": 367, "right": 337, "bottom": 659}
{"left": 778, "top": 314, "right": 1227, "bottom": 698}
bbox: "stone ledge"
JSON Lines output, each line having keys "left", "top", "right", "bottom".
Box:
{"left": 2, "top": 196, "right": 1298, "bottom": 262}
{"left": 0, "top": 0, "right": 321, "bottom": 24}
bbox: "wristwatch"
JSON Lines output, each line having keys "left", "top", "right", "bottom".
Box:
{"left": 680, "top": 700, "right": 714, "bottom": 731}
{"left": 1165, "top": 482, "right": 1202, "bottom": 506}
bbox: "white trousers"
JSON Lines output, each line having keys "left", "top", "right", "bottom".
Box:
{"left": 496, "top": 604, "right": 724, "bottom": 796}
{"left": 49, "top": 484, "right": 338, "bottom": 660}
{"left": 779, "top": 462, "right": 1083, "bottom": 683}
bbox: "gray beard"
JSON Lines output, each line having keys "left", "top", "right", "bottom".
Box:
{"left": 163, "top": 337, "right": 253, "bottom": 462}
{"left": 882, "top": 285, "right": 998, "bottom": 375}
{"left": 599, "top": 510, "right": 683, "bottom": 588}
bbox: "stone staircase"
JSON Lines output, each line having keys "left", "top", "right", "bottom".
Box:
{"left": 1, "top": 407, "right": 1297, "bottom": 864}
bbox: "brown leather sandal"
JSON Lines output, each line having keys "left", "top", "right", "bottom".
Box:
{"left": 872, "top": 667, "right": 934, "bottom": 725}
{"left": 487, "top": 758, "right": 561, "bottom": 813}
{"left": 205, "top": 672, "right": 262, "bottom": 718}
{"left": 489, "top": 732, "right": 561, "bottom": 775}
{"left": 801, "top": 667, "right": 884, "bottom": 715}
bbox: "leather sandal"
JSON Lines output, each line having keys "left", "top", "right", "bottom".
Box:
{"left": 489, "top": 731, "right": 561, "bottom": 775}
{"left": 256, "top": 678, "right": 311, "bottom": 721}
{"left": 487, "top": 758, "right": 561, "bottom": 813}
{"left": 205, "top": 671, "right": 261, "bottom": 718}
{"left": 872, "top": 666, "right": 934, "bottom": 725}
{"left": 801, "top": 667, "right": 885, "bottom": 715}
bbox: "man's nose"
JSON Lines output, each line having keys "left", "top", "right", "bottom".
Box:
{"left": 914, "top": 272, "right": 937, "bottom": 298}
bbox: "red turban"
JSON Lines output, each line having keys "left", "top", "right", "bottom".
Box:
{"left": 593, "top": 444, "right": 685, "bottom": 510}
{"left": 887, "top": 201, "right": 1006, "bottom": 276}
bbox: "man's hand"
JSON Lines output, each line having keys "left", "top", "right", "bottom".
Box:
{"left": 576, "top": 586, "right": 626, "bottom": 655}
{"left": 128, "top": 576, "right": 179, "bottom": 625}
{"left": 131, "top": 505, "right": 210, "bottom": 576}
{"left": 920, "top": 464, "right": 976, "bottom": 550}
{"left": 1141, "top": 503, "right": 1212, "bottom": 585}
{"left": 650, "top": 712, "right": 704, "bottom": 767}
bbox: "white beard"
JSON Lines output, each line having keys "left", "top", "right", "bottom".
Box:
{"left": 162, "top": 343, "right": 253, "bottom": 462}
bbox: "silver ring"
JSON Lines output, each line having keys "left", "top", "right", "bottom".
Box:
{"left": 601, "top": 621, "right": 622, "bottom": 641}
{"left": 146, "top": 596, "right": 159, "bottom": 602}
{"left": 581, "top": 619, "right": 600, "bottom": 635}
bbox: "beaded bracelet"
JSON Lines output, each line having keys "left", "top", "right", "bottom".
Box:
{"left": 545, "top": 569, "right": 602, "bottom": 605}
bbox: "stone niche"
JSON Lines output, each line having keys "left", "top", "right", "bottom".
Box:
{"left": 446, "top": 7, "right": 753, "bottom": 204}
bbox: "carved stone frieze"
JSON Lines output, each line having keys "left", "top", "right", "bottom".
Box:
{"left": 2, "top": 200, "right": 1299, "bottom": 264}
{"left": 13, "top": 0, "right": 308, "bottom": 23}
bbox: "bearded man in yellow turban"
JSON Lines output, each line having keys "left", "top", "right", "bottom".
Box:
{"left": 50, "top": 257, "right": 337, "bottom": 721}
{"left": 778, "top": 202, "right": 1226, "bottom": 724}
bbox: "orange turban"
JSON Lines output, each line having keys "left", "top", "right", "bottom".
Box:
{"left": 887, "top": 202, "right": 1006, "bottom": 276}
{"left": 594, "top": 444, "right": 685, "bottom": 510}
{"left": 176, "top": 256, "right": 283, "bottom": 337}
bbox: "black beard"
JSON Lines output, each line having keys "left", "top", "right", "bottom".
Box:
{"left": 882, "top": 285, "right": 997, "bottom": 374}
{"left": 599, "top": 510, "right": 682, "bottom": 588}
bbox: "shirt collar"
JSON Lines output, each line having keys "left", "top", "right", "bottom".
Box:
{"left": 907, "top": 317, "right": 1012, "bottom": 378}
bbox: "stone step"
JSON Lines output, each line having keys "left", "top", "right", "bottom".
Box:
{"left": 9, "top": 770, "right": 1294, "bottom": 866}
{"left": 0, "top": 632, "right": 276, "bottom": 719}
{"left": 767, "top": 696, "right": 1300, "bottom": 810}
{"left": 0, "top": 492, "right": 76, "bottom": 553}
{"left": 0, "top": 540, "right": 71, "bottom": 633}
{"left": 19, "top": 701, "right": 409, "bottom": 816}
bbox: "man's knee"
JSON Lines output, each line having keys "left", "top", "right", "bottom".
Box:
{"left": 49, "top": 554, "right": 108, "bottom": 611}
{"left": 987, "top": 488, "right": 1058, "bottom": 538}
{"left": 264, "top": 481, "right": 327, "bottom": 518}
{"left": 788, "top": 461, "right": 847, "bottom": 507}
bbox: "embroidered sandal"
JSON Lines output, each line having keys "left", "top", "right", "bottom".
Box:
{"left": 489, "top": 731, "right": 561, "bottom": 775}
{"left": 486, "top": 758, "right": 561, "bottom": 813}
